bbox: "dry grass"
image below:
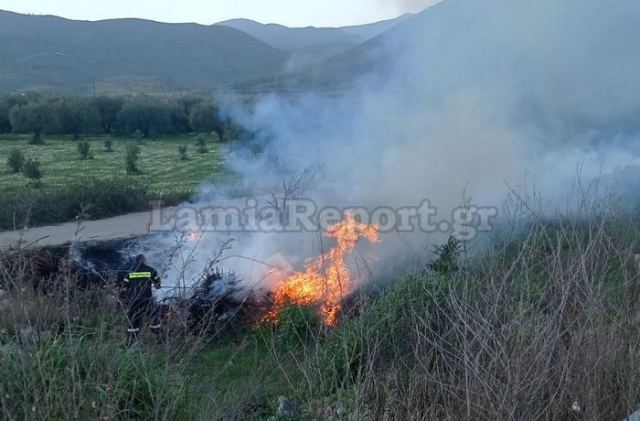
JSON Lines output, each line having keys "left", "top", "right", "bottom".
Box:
{"left": 267, "top": 209, "right": 640, "bottom": 420}
{"left": 1, "top": 202, "right": 640, "bottom": 420}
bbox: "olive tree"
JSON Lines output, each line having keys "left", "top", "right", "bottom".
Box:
{"left": 93, "top": 96, "right": 124, "bottom": 135}
{"left": 117, "top": 97, "right": 171, "bottom": 138}
{"left": 189, "top": 101, "right": 221, "bottom": 135}
{"left": 52, "top": 97, "right": 100, "bottom": 140}
{"left": 9, "top": 101, "right": 54, "bottom": 145}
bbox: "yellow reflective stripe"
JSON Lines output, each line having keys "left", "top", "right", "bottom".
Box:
{"left": 129, "top": 272, "right": 152, "bottom": 279}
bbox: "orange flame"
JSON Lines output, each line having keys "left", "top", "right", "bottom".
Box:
{"left": 268, "top": 212, "right": 380, "bottom": 325}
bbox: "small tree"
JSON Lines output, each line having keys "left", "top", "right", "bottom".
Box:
{"left": 104, "top": 138, "right": 114, "bottom": 152}
{"left": 9, "top": 101, "right": 53, "bottom": 145}
{"left": 22, "top": 158, "right": 43, "bottom": 185}
{"left": 125, "top": 143, "right": 141, "bottom": 175}
{"left": 77, "top": 140, "right": 92, "bottom": 160}
{"left": 195, "top": 135, "right": 208, "bottom": 154}
{"left": 93, "top": 96, "right": 124, "bottom": 135}
{"left": 117, "top": 97, "right": 172, "bottom": 138}
{"left": 6, "top": 148, "right": 24, "bottom": 173}
{"left": 52, "top": 96, "right": 99, "bottom": 140}
{"left": 134, "top": 129, "right": 145, "bottom": 144}
{"left": 178, "top": 145, "right": 189, "bottom": 161}
{"left": 189, "top": 100, "right": 219, "bottom": 134}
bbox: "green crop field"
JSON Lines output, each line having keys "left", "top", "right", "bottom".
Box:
{"left": 0, "top": 134, "right": 223, "bottom": 198}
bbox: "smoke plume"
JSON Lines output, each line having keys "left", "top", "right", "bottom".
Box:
{"left": 140, "top": 0, "right": 640, "bottom": 294}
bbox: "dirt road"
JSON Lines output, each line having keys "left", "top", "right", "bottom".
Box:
{"left": 0, "top": 207, "right": 177, "bottom": 248}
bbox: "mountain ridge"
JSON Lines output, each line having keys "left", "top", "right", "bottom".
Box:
{"left": 0, "top": 8, "right": 424, "bottom": 93}
{"left": 0, "top": 9, "right": 288, "bottom": 93}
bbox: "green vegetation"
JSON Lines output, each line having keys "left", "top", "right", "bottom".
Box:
{"left": 21, "top": 158, "right": 42, "bottom": 185}
{"left": 0, "top": 180, "right": 152, "bottom": 230}
{"left": 9, "top": 101, "right": 52, "bottom": 145}
{"left": 0, "top": 135, "right": 223, "bottom": 229}
{"left": 0, "top": 93, "right": 241, "bottom": 229}
{"left": 125, "top": 143, "right": 141, "bottom": 175}
{"left": 77, "top": 140, "right": 92, "bottom": 160}
{"left": 0, "top": 135, "right": 222, "bottom": 196}
{"left": 2, "top": 212, "right": 640, "bottom": 419}
{"left": 0, "top": 10, "right": 288, "bottom": 93}
{"left": 104, "top": 138, "right": 114, "bottom": 152}
{"left": 178, "top": 145, "right": 189, "bottom": 161}
{"left": 195, "top": 135, "right": 208, "bottom": 154}
{"left": 428, "top": 235, "right": 462, "bottom": 274}
{"left": 0, "top": 93, "right": 239, "bottom": 141}
{"left": 6, "top": 148, "right": 23, "bottom": 173}
{"left": 189, "top": 101, "right": 223, "bottom": 137}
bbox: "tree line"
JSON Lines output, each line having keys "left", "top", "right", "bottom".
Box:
{"left": 0, "top": 93, "right": 239, "bottom": 144}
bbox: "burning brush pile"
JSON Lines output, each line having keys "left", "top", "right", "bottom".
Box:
{"left": 159, "top": 212, "right": 381, "bottom": 332}
{"left": 263, "top": 212, "right": 380, "bottom": 326}
{"left": 45, "top": 213, "right": 382, "bottom": 335}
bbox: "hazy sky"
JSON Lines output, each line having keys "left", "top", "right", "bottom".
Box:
{"left": 0, "top": 0, "right": 440, "bottom": 27}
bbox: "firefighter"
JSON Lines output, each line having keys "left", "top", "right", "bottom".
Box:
{"left": 121, "top": 254, "right": 162, "bottom": 344}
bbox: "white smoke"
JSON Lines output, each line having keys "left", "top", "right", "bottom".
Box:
{"left": 141, "top": 0, "right": 640, "bottom": 293}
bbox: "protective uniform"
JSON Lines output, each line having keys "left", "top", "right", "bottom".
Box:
{"left": 122, "top": 257, "right": 162, "bottom": 343}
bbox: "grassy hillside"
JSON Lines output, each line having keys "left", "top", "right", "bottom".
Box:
{"left": 0, "top": 10, "right": 288, "bottom": 94}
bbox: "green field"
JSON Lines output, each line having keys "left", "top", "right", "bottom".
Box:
{"left": 0, "top": 134, "right": 223, "bottom": 197}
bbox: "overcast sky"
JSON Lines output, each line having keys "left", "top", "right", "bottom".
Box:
{"left": 0, "top": 0, "right": 440, "bottom": 27}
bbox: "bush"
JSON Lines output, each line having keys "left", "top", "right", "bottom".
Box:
{"left": 77, "top": 140, "right": 92, "bottom": 160}
{"left": 22, "top": 158, "right": 43, "bottom": 185}
{"left": 279, "top": 215, "right": 640, "bottom": 419}
{"left": 195, "top": 135, "right": 208, "bottom": 154}
{"left": 125, "top": 143, "right": 141, "bottom": 175}
{"left": 0, "top": 273, "right": 189, "bottom": 420}
{"left": 104, "top": 138, "right": 114, "bottom": 152}
{"left": 0, "top": 179, "right": 162, "bottom": 229}
{"left": 428, "top": 235, "right": 462, "bottom": 274}
{"left": 178, "top": 145, "right": 189, "bottom": 161}
{"left": 308, "top": 275, "right": 444, "bottom": 393}
{"left": 270, "top": 304, "right": 322, "bottom": 348}
{"left": 6, "top": 148, "right": 24, "bottom": 173}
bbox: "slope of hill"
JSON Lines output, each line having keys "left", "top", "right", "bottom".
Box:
{"left": 0, "top": 10, "right": 288, "bottom": 93}
{"left": 216, "top": 18, "right": 363, "bottom": 52}
{"left": 340, "top": 13, "right": 414, "bottom": 39}
{"left": 216, "top": 18, "right": 365, "bottom": 70}
{"left": 216, "top": 14, "right": 414, "bottom": 69}
{"left": 260, "top": 0, "right": 640, "bottom": 120}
